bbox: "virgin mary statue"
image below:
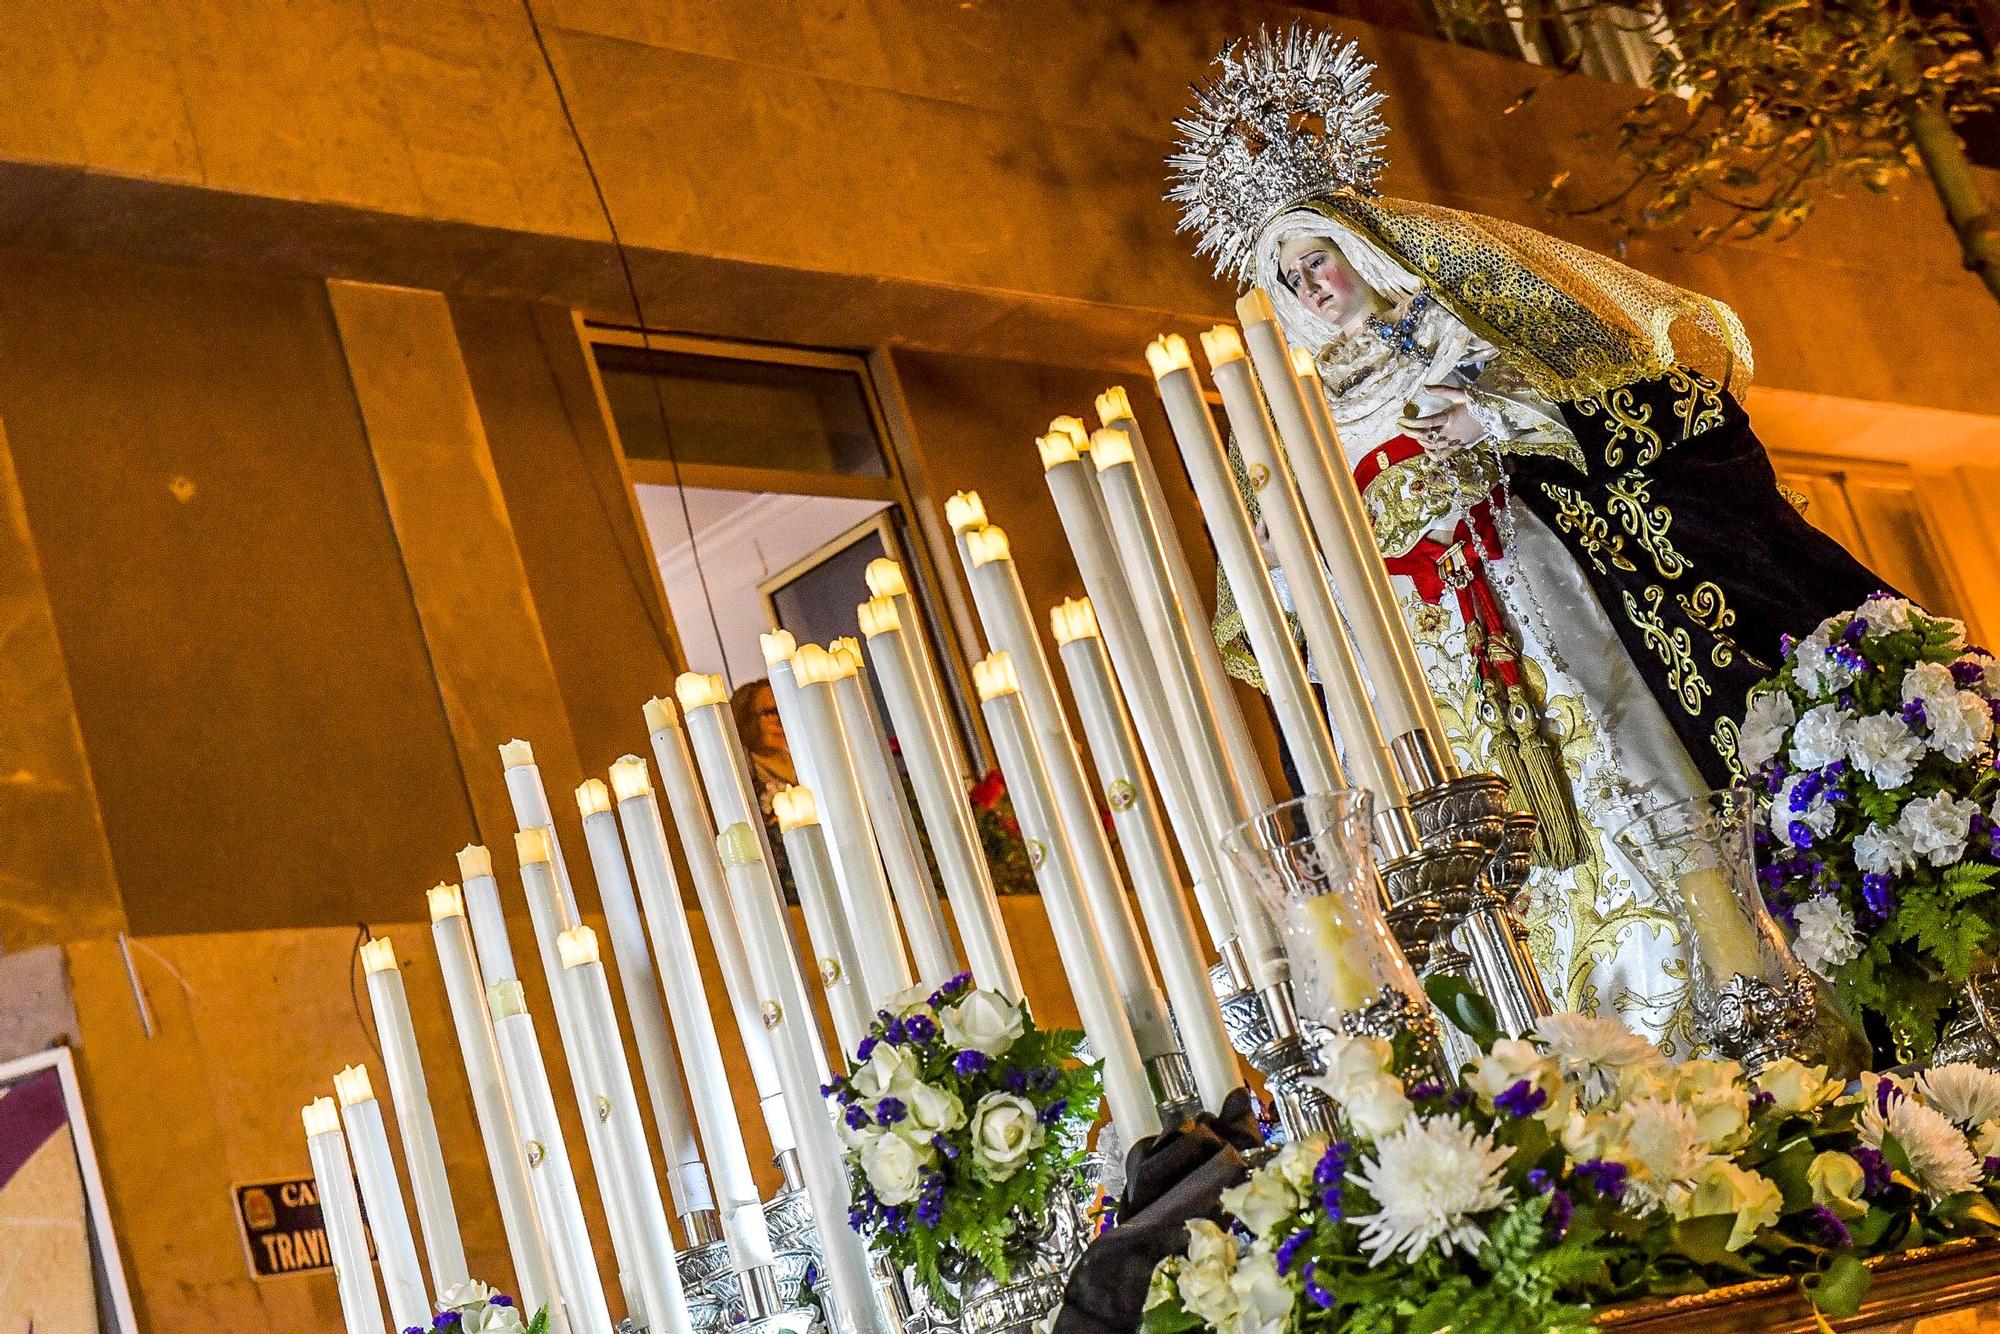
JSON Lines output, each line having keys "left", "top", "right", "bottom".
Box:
{"left": 1169, "top": 29, "right": 1891, "bottom": 1045}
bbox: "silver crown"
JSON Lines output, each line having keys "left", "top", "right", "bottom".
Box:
{"left": 1167, "top": 26, "right": 1388, "bottom": 283}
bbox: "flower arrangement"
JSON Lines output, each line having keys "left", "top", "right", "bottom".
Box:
{"left": 1738, "top": 593, "right": 2000, "bottom": 1056}
{"left": 832, "top": 973, "right": 1102, "bottom": 1303}
{"left": 1143, "top": 1014, "right": 2000, "bottom": 1334}
{"left": 401, "top": 1281, "right": 546, "bottom": 1334}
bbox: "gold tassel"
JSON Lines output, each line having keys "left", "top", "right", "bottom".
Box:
{"left": 1505, "top": 685, "right": 1587, "bottom": 871}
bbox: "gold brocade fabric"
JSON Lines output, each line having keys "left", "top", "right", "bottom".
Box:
{"left": 1304, "top": 196, "right": 1755, "bottom": 404}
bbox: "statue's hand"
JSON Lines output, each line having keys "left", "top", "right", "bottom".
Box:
{"left": 1400, "top": 385, "right": 1485, "bottom": 450}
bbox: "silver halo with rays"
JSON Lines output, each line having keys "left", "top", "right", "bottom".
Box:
{"left": 1167, "top": 25, "right": 1389, "bottom": 285}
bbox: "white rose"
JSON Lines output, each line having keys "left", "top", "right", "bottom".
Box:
{"left": 850, "top": 1041, "right": 921, "bottom": 1103}
{"left": 1860, "top": 594, "right": 1916, "bottom": 635}
{"left": 1853, "top": 821, "right": 1916, "bottom": 877}
{"left": 1738, "top": 692, "right": 1797, "bottom": 772}
{"left": 1267, "top": 1136, "right": 1328, "bottom": 1194}
{"left": 1809, "top": 1151, "right": 1869, "bottom": 1218}
{"left": 1176, "top": 1220, "right": 1241, "bottom": 1329}
{"left": 860, "top": 1130, "right": 928, "bottom": 1205}
{"left": 1976, "top": 1120, "right": 2000, "bottom": 1161}
{"left": 1688, "top": 1160, "right": 1783, "bottom": 1251}
{"left": 1789, "top": 704, "right": 1852, "bottom": 771}
{"left": 1753, "top": 1058, "right": 1844, "bottom": 1115}
{"left": 1792, "top": 895, "right": 1863, "bottom": 977}
{"left": 1308, "top": 1033, "right": 1396, "bottom": 1104}
{"left": 881, "top": 983, "right": 935, "bottom": 1016}
{"left": 1900, "top": 791, "right": 1975, "bottom": 866}
{"left": 1468, "top": 1037, "right": 1560, "bottom": 1110}
{"left": 1340, "top": 1074, "right": 1416, "bottom": 1139}
{"left": 939, "top": 989, "right": 1026, "bottom": 1058}
{"left": 968, "top": 1092, "right": 1045, "bottom": 1181}
{"left": 1228, "top": 1249, "right": 1295, "bottom": 1334}
{"left": 1219, "top": 1165, "right": 1301, "bottom": 1237}
{"left": 1844, "top": 712, "right": 1925, "bottom": 790}
{"left": 893, "top": 1081, "right": 967, "bottom": 1147}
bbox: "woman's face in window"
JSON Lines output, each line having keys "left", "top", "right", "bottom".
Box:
{"left": 1277, "top": 236, "right": 1365, "bottom": 325}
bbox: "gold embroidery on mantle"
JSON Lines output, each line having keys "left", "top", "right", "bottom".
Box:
{"left": 1667, "top": 367, "right": 1725, "bottom": 440}
{"left": 1605, "top": 473, "right": 1688, "bottom": 578}
{"left": 1622, "top": 585, "right": 1711, "bottom": 714}
{"left": 1574, "top": 385, "right": 1663, "bottom": 469}
{"left": 1539, "top": 484, "right": 1638, "bottom": 575}
{"left": 1676, "top": 581, "right": 1740, "bottom": 667}
{"left": 1712, "top": 715, "right": 1745, "bottom": 782}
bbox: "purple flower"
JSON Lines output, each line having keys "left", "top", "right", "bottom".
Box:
{"left": 875, "top": 1097, "right": 907, "bottom": 1126}
{"left": 1844, "top": 617, "right": 1870, "bottom": 645}
{"left": 932, "top": 1134, "right": 959, "bottom": 1160}
{"left": 1527, "top": 1168, "right": 1554, "bottom": 1194}
{"left": 431, "top": 1315, "right": 463, "bottom": 1332}
{"left": 1546, "top": 1189, "right": 1573, "bottom": 1239}
{"left": 855, "top": 1036, "right": 878, "bottom": 1063}
{"left": 1903, "top": 698, "right": 1929, "bottom": 729}
{"left": 903, "top": 1014, "right": 938, "bottom": 1044}
{"left": 488, "top": 1297, "right": 514, "bottom": 1309}
{"left": 1494, "top": 1080, "right": 1548, "bottom": 1118}
{"left": 1862, "top": 874, "right": 1896, "bottom": 925}
{"left": 1985, "top": 1156, "right": 2000, "bottom": 1178}
{"left": 1750, "top": 1090, "right": 1776, "bottom": 1113}
{"left": 1275, "top": 1228, "right": 1311, "bottom": 1276}
{"left": 1575, "top": 1159, "right": 1629, "bottom": 1202}
{"left": 1852, "top": 1146, "right": 1894, "bottom": 1198}
{"left": 1788, "top": 823, "right": 1815, "bottom": 850}
{"left": 1445, "top": 1089, "right": 1474, "bottom": 1111}
{"left": 1038, "top": 1099, "right": 1069, "bottom": 1125}
{"left": 954, "top": 1050, "right": 989, "bottom": 1076}
{"left": 1003, "top": 1067, "right": 1030, "bottom": 1094}
{"left": 885, "top": 1019, "right": 907, "bottom": 1044}
{"left": 844, "top": 1104, "right": 870, "bottom": 1130}
{"left": 1405, "top": 1081, "right": 1446, "bottom": 1101}
{"left": 1808, "top": 1204, "right": 1852, "bottom": 1249}
{"left": 1876, "top": 1079, "right": 1905, "bottom": 1117}
{"left": 1780, "top": 632, "right": 1798, "bottom": 655}
{"left": 1954, "top": 659, "right": 1986, "bottom": 688}
{"left": 1302, "top": 1260, "right": 1336, "bottom": 1310}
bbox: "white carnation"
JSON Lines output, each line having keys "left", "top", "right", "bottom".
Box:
{"left": 1899, "top": 791, "right": 1975, "bottom": 867}
{"left": 1770, "top": 774, "right": 1835, "bottom": 847}
{"left": 1844, "top": 712, "right": 1924, "bottom": 790}
{"left": 1954, "top": 651, "right": 2000, "bottom": 699}
{"left": 1917, "top": 1064, "right": 2000, "bottom": 1130}
{"left": 1792, "top": 895, "right": 1863, "bottom": 977}
{"left": 1928, "top": 689, "right": 1994, "bottom": 763}
{"left": 1853, "top": 821, "right": 1916, "bottom": 877}
{"left": 1859, "top": 594, "right": 1917, "bottom": 635}
{"left": 1348, "top": 1115, "right": 1514, "bottom": 1263}
{"left": 1904, "top": 661, "right": 1958, "bottom": 710}
{"left": 1789, "top": 704, "right": 1852, "bottom": 771}
{"left": 1738, "top": 692, "right": 1797, "bottom": 772}
{"left": 1793, "top": 630, "right": 1859, "bottom": 699}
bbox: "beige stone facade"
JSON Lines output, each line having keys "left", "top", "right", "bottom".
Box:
{"left": 0, "top": 2, "right": 1996, "bottom": 1329}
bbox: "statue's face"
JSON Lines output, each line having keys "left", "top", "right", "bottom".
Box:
{"left": 1277, "top": 235, "right": 1366, "bottom": 325}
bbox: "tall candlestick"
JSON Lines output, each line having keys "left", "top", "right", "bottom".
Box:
{"left": 827, "top": 637, "right": 958, "bottom": 984}
{"left": 761, "top": 631, "right": 821, "bottom": 793}
{"left": 358, "top": 938, "right": 469, "bottom": 1295}
{"left": 788, "top": 649, "right": 916, "bottom": 1008}
{"left": 675, "top": 672, "right": 826, "bottom": 1072}
{"left": 865, "top": 557, "right": 971, "bottom": 785}
{"left": 426, "top": 886, "right": 565, "bottom": 1331}
{"left": 332, "top": 1064, "right": 430, "bottom": 1331}
{"left": 488, "top": 978, "right": 617, "bottom": 1334}
{"left": 500, "top": 740, "right": 582, "bottom": 916}
{"left": 1094, "top": 390, "right": 1277, "bottom": 820}
{"left": 961, "top": 524, "right": 1179, "bottom": 1066}
{"left": 1088, "top": 430, "right": 1289, "bottom": 989}
{"left": 455, "top": 844, "right": 518, "bottom": 985}
{"left": 1037, "top": 429, "right": 1236, "bottom": 952}
{"left": 973, "top": 655, "right": 1162, "bottom": 1140}
{"left": 515, "top": 828, "right": 650, "bottom": 1321}
{"left": 1202, "top": 325, "right": 1414, "bottom": 836}
{"left": 303, "top": 1096, "right": 388, "bottom": 1334}
{"left": 1148, "top": 335, "right": 1345, "bottom": 802}
{"left": 1248, "top": 296, "right": 1452, "bottom": 782}
{"left": 576, "top": 780, "right": 716, "bottom": 1228}
{"left": 610, "top": 756, "right": 780, "bottom": 1279}
{"left": 1050, "top": 602, "right": 1242, "bottom": 1112}
{"left": 718, "top": 824, "right": 894, "bottom": 1334}
{"left": 645, "top": 696, "right": 798, "bottom": 1157}
{"left": 857, "top": 597, "right": 1022, "bottom": 999}
{"left": 772, "top": 785, "right": 874, "bottom": 1057}
{"left": 557, "top": 926, "right": 696, "bottom": 1334}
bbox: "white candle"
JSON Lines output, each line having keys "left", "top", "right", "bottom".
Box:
{"left": 717, "top": 823, "right": 893, "bottom": 1334}
{"left": 1094, "top": 389, "right": 1277, "bottom": 819}
{"left": 332, "top": 1064, "right": 430, "bottom": 1331}
{"left": 1051, "top": 602, "right": 1243, "bottom": 1111}
{"left": 304, "top": 1096, "right": 388, "bottom": 1334}
{"left": 1037, "top": 429, "right": 1236, "bottom": 952}
{"left": 1089, "top": 429, "right": 1289, "bottom": 990}
{"left": 788, "top": 649, "right": 916, "bottom": 1008}
{"left": 514, "top": 829, "right": 649, "bottom": 1320}
{"left": 645, "top": 696, "right": 798, "bottom": 1157}
{"left": 487, "top": 979, "right": 617, "bottom": 1334}
{"left": 426, "top": 886, "right": 565, "bottom": 1329}
{"left": 961, "top": 524, "right": 1178, "bottom": 1064}
{"left": 973, "top": 656, "right": 1162, "bottom": 1140}
{"left": 455, "top": 845, "right": 520, "bottom": 987}
{"left": 610, "top": 756, "right": 779, "bottom": 1278}
{"left": 761, "top": 631, "right": 821, "bottom": 793}
{"left": 500, "top": 739, "right": 581, "bottom": 917}
{"left": 675, "top": 673, "right": 827, "bottom": 1072}
{"left": 773, "top": 785, "right": 875, "bottom": 1058}
{"left": 1202, "top": 325, "right": 1409, "bottom": 814}
{"left": 557, "top": 926, "right": 696, "bottom": 1334}
{"left": 858, "top": 597, "right": 1022, "bottom": 999}
{"left": 1247, "top": 296, "right": 1451, "bottom": 775}
{"left": 358, "top": 938, "right": 469, "bottom": 1294}
{"left": 866, "top": 557, "right": 971, "bottom": 785}
{"left": 576, "top": 780, "right": 715, "bottom": 1227}
{"left": 829, "top": 637, "right": 959, "bottom": 984}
